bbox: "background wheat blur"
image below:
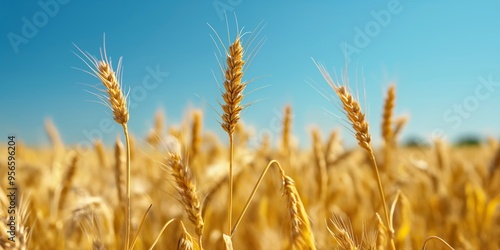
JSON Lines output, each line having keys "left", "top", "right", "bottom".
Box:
{"left": 1, "top": 82, "right": 500, "bottom": 249}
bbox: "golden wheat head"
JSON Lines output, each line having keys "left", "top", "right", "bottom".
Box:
{"left": 221, "top": 37, "right": 245, "bottom": 135}
{"left": 75, "top": 44, "right": 129, "bottom": 125}
{"left": 167, "top": 153, "right": 204, "bottom": 237}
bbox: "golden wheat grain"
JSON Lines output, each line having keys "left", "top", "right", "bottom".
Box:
{"left": 96, "top": 61, "right": 129, "bottom": 125}
{"left": 167, "top": 153, "right": 204, "bottom": 239}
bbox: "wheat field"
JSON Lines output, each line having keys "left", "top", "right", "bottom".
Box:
{"left": 1, "top": 27, "right": 500, "bottom": 250}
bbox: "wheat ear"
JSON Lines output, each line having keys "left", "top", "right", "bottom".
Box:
{"left": 167, "top": 153, "right": 204, "bottom": 248}
{"left": 220, "top": 36, "right": 245, "bottom": 234}
{"left": 327, "top": 214, "right": 357, "bottom": 250}
{"left": 58, "top": 153, "right": 79, "bottom": 211}
{"left": 382, "top": 85, "right": 395, "bottom": 169}
{"left": 282, "top": 105, "right": 292, "bottom": 154}
{"left": 44, "top": 118, "right": 64, "bottom": 165}
{"left": 311, "top": 128, "right": 327, "bottom": 205}
{"left": 75, "top": 42, "right": 132, "bottom": 249}
{"left": 177, "top": 221, "right": 195, "bottom": 250}
{"left": 281, "top": 172, "right": 316, "bottom": 250}
{"left": 315, "top": 61, "right": 394, "bottom": 249}
{"left": 94, "top": 139, "right": 107, "bottom": 167}
{"left": 393, "top": 115, "right": 408, "bottom": 144}
{"left": 190, "top": 110, "right": 202, "bottom": 166}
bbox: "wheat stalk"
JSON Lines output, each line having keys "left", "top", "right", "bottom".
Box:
{"left": 231, "top": 160, "right": 316, "bottom": 249}
{"left": 220, "top": 36, "right": 246, "bottom": 235}
{"left": 75, "top": 41, "right": 132, "bottom": 249}
{"left": 314, "top": 61, "right": 395, "bottom": 249}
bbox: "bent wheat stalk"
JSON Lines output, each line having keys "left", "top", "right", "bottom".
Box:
{"left": 232, "top": 160, "right": 316, "bottom": 249}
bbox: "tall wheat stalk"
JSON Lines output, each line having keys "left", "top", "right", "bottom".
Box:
{"left": 75, "top": 42, "right": 132, "bottom": 250}
{"left": 220, "top": 35, "right": 246, "bottom": 235}
{"left": 314, "top": 61, "right": 395, "bottom": 249}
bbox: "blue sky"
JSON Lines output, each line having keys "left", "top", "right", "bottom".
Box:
{"left": 1, "top": 1, "right": 500, "bottom": 148}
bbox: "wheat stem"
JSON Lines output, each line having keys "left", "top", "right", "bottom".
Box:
{"left": 231, "top": 159, "right": 279, "bottom": 235}
{"left": 123, "top": 124, "right": 131, "bottom": 250}
{"left": 314, "top": 61, "right": 394, "bottom": 249}
{"left": 228, "top": 133, "right": 234, "bottom": 235}
{"left": 220, "top": 37, "right": 245, "bottom": 236}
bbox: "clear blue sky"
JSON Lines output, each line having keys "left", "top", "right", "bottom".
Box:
{"left": 1, "top": 1, "right": 500, "bottom": 148}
